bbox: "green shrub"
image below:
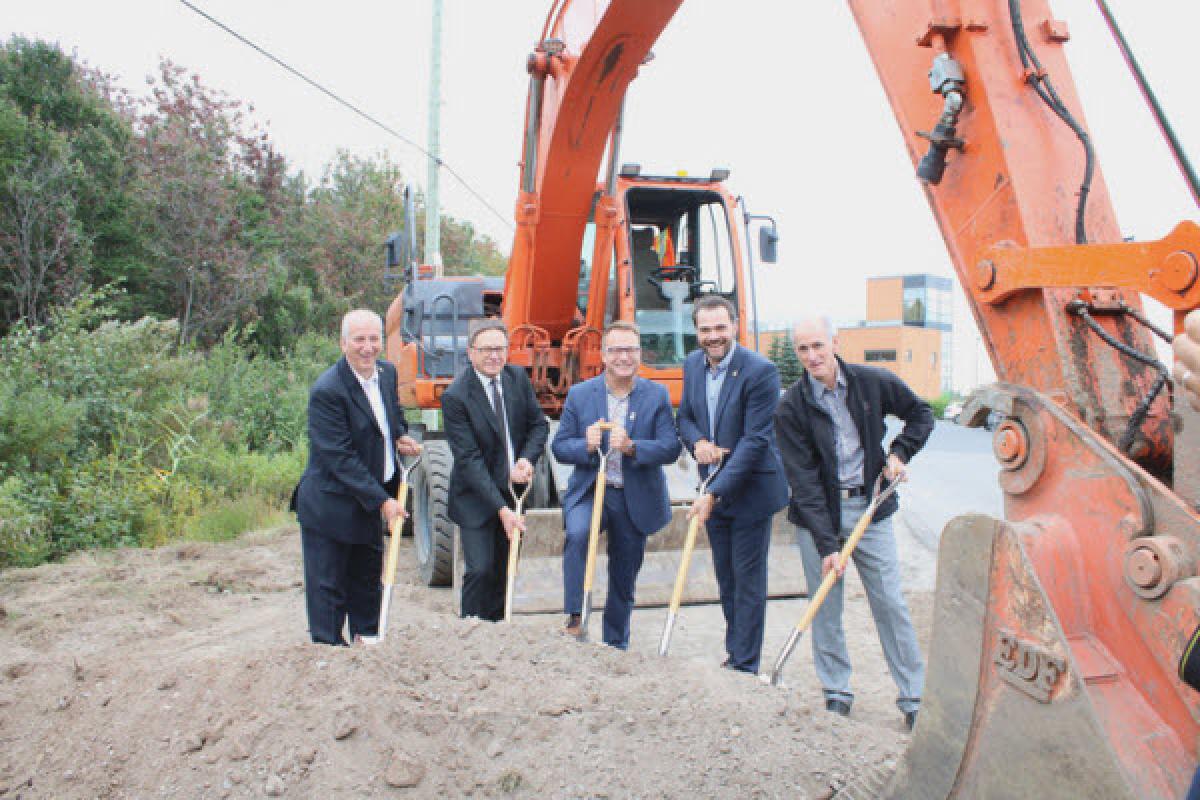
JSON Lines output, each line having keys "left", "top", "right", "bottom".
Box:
{"left": 0, "top": 291, "right": 322, "bottom": 568}
{"left": 183, "top": 493, "right": 290, "bottom": 543}
{"left": 0, "top": 475, "right": 54, "bottom": 568}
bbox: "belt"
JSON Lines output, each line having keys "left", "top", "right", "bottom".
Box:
{"left": 839, "top": 486, "right": 867, "bottom": 499}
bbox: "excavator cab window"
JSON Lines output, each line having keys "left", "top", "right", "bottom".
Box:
{"left": 626, "top": 187, "right": 738, "bottom": 366}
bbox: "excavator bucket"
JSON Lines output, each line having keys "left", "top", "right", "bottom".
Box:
{"left": 839, "top": 513, "right": 1151, "bottom": 798}
{"left": 453, "top": 507, "right": 806, "bottom": 616}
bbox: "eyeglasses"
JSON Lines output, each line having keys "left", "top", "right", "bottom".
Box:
{"left": 605, "top": 346, "right": 641, "bottom": 356}
{"left": 471, "top": 346, "right": 507, "bottom": 355}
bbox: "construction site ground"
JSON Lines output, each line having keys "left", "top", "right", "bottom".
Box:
{"left": 0, "top": 422, "right": 997, "bottom": 799}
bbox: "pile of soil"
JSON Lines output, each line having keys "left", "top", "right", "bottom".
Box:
{"left": 0, "top": 527, "right": 923, "bottom": 798}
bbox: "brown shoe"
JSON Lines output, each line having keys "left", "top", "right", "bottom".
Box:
{"left": 563, "top": 613, "right": 582, "bottom": 637}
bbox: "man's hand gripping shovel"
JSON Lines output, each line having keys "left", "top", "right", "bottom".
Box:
{"left": 502, "top": 479, "right": 533, "bottom": 623}
{"left": 762, "top": 473, "right": 900, "bottom": 686}
{"left": 577, "top": 422, "right": 614, "bottom": 642}
{"left": 357, "top": 452, "right": 422, "bottom": 646}
{"left": 658, "top": 451, "right": 726, "bottom": 656}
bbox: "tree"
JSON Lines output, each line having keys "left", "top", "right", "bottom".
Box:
{"left": 283, "top": 150, "right": 408, "bottom": 314}
{"left": 768, "top": 332, "right": 804, "bottom": 387}
{"left": 0, "top": 37, "right": 138, "bottom": 328}
{"left": 131, "top": 60, "right": 283, "bottom": 344}
{"left": 0, "top": 144, "right": 85, "bottom": 325}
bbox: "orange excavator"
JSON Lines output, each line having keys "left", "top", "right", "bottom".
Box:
{"left": 385, "top": 2, "right": 1200, "bottom": 796}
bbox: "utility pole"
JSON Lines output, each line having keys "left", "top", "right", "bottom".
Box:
{"left": 425, "top": 0, "right": 444, "bottom": 277}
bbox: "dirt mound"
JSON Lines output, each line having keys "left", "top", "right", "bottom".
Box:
{"left": 0, "top": 528, "right": 915, "bottom": 798}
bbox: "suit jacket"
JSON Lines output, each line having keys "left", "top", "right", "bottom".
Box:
{"left": 677, "top": 344, "right": 789, "bottom": 520}
{"left": 774, "top": 356, "right": 934, "bottom": 558}
{"left": 551, "top": 375, "right": 682, "bottom": 535}
{"left": 442, "top": 364, "right": 550, "bottom": 529}
{"left": 291, "top": 357, "right": 408, "bottom": 544}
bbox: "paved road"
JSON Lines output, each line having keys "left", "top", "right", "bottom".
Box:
{"left": 892, "top": 419, "right": 1003, "bottom": 590}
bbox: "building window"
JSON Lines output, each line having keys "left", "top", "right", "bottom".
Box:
{"left": 865, "top": 349, "right": 897, "bottom": 362}
{"left": 905, "top": 349, "right": 913, "bottom": 362}
{"left": 931, "top": 352, "right": 938, "bottom": 366}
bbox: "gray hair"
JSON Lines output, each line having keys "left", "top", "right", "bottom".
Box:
{"left": 340, "top": 309, "right": 384, "bottom": 340}
{"left": 790, "top": 314, "right": 836, "bottom": 342}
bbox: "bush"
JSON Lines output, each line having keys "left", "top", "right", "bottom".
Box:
{"left": 0, "top": 291, "right": 326, "bottom": 568}
{"left": 928, "top": 392, "right": 960, "bottom": 420}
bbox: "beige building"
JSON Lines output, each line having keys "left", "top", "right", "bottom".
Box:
{"left": 837, "top": 274, "right": 952, "bottom": 400}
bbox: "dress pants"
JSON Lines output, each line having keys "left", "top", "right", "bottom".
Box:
{"left": 460, "top": 518, "right": 510, "bottom": 621}
{"left": 706, "top": 512, "right": 772, "bottom": 673}
{"left": 300, "top": 528, "right": 383, "bottom": 646}
{"left": 562, "top": 486, "right": 647, "bottom": 649}
{"left": 794, "top": 494, "right": 924, "bottom": 713}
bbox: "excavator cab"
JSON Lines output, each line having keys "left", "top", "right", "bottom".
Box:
{"left": 621, "top": 180, "right": 741, "bottom": 368}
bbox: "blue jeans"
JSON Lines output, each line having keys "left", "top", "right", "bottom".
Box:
{"left": 795, "top": 495, "right": 924, "bottom": 712}
{"left": 562, "top": 487, "right": 647, "bottom": 649}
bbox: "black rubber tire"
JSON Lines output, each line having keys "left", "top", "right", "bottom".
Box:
{"left": 413, "top": 439, "right": 455, "bottom": 586}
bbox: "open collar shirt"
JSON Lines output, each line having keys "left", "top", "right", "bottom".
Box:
{"left": 808, "top": 367, "right": 864, "bottom": 489}
{"left": 354, "top": 367, "right": 395, "bottom": 483}
{"left": 704, "top": 345, "right": 736, "bottom": 439}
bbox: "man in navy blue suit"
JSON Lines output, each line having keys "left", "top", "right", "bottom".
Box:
{"left": 678, "top": 295, "right": 789, "bottom": 673}
{"left": 552, "top": 321, "right": 682, "bottom": 648}
{"left": 291, "top": 309, "right": 423, "bottom": 646}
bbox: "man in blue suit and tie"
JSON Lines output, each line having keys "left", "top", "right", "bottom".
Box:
{"left": 552, "top": 321, "right": 682, "bottom": 648}
{"left": 678, "top": 295, "right": 790, "bottom": 673}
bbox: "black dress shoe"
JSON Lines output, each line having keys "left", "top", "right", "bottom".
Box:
{"left": 825, "top": 698, "right": 852, "bottom": 717}
{"left": 904, "top": 709, "right": 918, "bottom": 731}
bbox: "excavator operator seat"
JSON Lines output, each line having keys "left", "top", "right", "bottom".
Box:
{"left": 631, "top": 227, "right": 670, "bottom": 311}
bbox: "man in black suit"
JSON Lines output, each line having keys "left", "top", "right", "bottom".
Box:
{"left": 442, "top": 319, "right": 549, "bottom": 620}
{"left": 291, "top": 309, "right": 422, "bottom": 646}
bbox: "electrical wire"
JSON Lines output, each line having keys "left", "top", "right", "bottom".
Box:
{"left": 1008, "top": 0, "right": 1095, "bottom": 245}
{"left": 1068, "top": 301, "right": 1170, "bottom": 454}
{"left": 179, "top": 0, "right": 513, "bottom": 232}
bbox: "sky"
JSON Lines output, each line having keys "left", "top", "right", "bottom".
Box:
{"left": 5, "top": 1, "right": 1198, "bottom": 392}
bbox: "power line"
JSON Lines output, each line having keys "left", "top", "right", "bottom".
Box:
{"left": 178, "top": 0, "right": 514, "bottom": 232}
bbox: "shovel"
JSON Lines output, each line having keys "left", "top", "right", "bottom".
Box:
{"left": 763, "top": 473, "right": 899, "bottom": 686}
{"left": 658, "top": 452, "right": 726, "bottom": 656}
{"left": 578, "top": 422, "right": 615, "bottom": 641}
{"left": 357, "top": 452, "right": 422, "bottom": 646}
{"left": 502, "top": 479, "right": 533, "bottom": 623}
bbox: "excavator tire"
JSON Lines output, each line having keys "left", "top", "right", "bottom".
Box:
{"left": 413, "top": 439, "right": 454, "bottom": 587}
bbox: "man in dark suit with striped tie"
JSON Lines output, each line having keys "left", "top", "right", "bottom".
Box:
{"left": 441, "top": 319, "right": 550, "bottom": 620}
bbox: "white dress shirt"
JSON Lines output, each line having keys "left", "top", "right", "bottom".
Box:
{"left": 355, "top": 368, "right": 395, "bottom": 483}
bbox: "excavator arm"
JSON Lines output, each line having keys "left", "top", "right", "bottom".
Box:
{"left": 843, "top": 2, "right": 1200, "bottom": 797}
{"left": 505, "top": 0, "right": 682, "bottom": 341}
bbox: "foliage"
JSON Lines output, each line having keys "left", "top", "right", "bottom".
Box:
{"left": 767, "top": 331, "right": 805, "bottom": 387}
{"left": 0, "top": 40, "right": 507, "bottom": 346}
{"left": 0, "top": 37, "right": 136, "bottom": 326}
{"left": 0, "top": 39, "right": 521, "bottom": 566}
{"left": 929, "top": 391, "right": 960, "bottom": 420}
{"left": 0, "top": 291, "right": 332, "bottom": 568}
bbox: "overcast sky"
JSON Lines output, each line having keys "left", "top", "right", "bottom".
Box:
{"left": 5, "top": 1, "right": 1197, "bottom": 391}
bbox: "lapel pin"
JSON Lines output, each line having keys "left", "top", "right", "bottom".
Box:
{"left": 732, "top": 370, "right": 738, "bottom": 378}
